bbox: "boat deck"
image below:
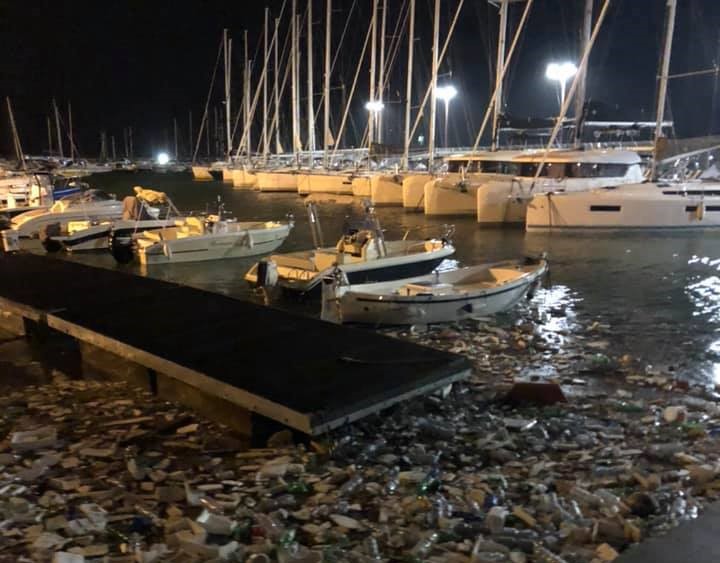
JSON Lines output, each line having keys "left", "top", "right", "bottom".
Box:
{"left": 0, "top": 252, "right": 470, "bottom": 435}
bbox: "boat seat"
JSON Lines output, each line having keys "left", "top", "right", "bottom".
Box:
{"left": 401, "top": 282, "right": 453, "bottom": 296}
{"left": 488, "top": 267, "right": 521, "bottom": 283}
{"left": 183, "top": 217, "right": 205, "bottom": 235}
{"left": 314, "top": 251, "right": 339, "bottom": 272}
{"left": 145, "top": 227, "right": 178, "bottom": 241}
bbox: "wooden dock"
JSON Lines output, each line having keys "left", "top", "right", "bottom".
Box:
{"left": 0, "top": 252, "right": 470, "bottom": 437}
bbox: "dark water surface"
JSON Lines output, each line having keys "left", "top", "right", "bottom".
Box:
{"left": 29, "top": 171, "right": 720, "bottom": 386}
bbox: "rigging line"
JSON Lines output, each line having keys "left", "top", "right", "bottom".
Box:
{"left": 529, "top": 0, "right": 612, "bottom": 193}
{"left": 408, "top": 0, "right": 466, "bottom": 151}
{"left": 331, "top": 15, "right": 373, "bottom": 158}
{"left": 234, "top": 9, "right": 283, "bottom": 159}
{"left": 192, "top": 34, "right": 224, "bottom": 164}
{"left": 314, "top": 0, "right": 359, "bottom": 125}
{"left": 472, "top": 0, "right": 534, "bottom": 151}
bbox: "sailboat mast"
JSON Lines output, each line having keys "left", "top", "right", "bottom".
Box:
{"left": 263, "top": 8, "right": 270, "bottom": 160}
{"left": 174, "top": 117, "right": 179, "bottom": 160}
{"left": 291, "top": 2, "right": 300, "bottom": 162}
{"left": 111, "top": 135, "right": 117, "bottom": 161}
{"left": 307, "top": 0, "right": 316, "bottom": 165}
{"left": 402, "top": 0, "right": 416, "bottom": 169}
{"left": 6, "top": 98, "right": 25, "bottom": 169}
{"left": 274, "top": 17, "right": 282, "bottom": 154}
{"left": 53, "top": 99, "right": 64, "bottom": 158}
{"left": 68, "top": 101, "right": 75, "bottom": 159}
{"left": 573, "top": 0, "right": 593, "bottom": 148}
{"left": 368, "top": 0, "right": 378, "bottom": 146}
{"left": 428, "top": 0, "right": 441, "bottom": 166}
{"left": 129, "top": 127, "right": 134, "bottom": 160}
{"left": 47, "top": 116, "right": 53, "bottom": 156}
{"left": 377, "top": 0, "right": 387, "bottom": 144}
{"left": 188, "top": 112, "right": 193, "bottom": 160}
{"left": 652, "top": 0, "right": 677, "bottom": 179}
{"left": 491, "top": 0, "right": 509, "bottom": 151}
{"left": 244, "top": 30, "right": 252, "bottom": 157}
{"left": 224, "top": 29, "right": 232, "bottom": 160}
{"left": 323, "top": 0, "right": 332, "bottom": 168}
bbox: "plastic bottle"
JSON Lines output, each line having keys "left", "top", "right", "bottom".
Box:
{"left": 340, "top": 474, "right": 365, "bottom": 497}
{"left": 409, "top": 531, "right": 439, "bottom": 560}
{"left": 385, "top": 466, "right": 400, "bottom": 495}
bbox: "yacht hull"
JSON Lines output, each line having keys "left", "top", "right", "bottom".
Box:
{"left": 370, "top": 175, "right": 403, "bottom": 206}
{"left": 296, "top": 173, "right": 354, "bottom": 195}
{"left": 255, "top": 171, "right": 299, "bottom": 192}
{"left": 402, "top": 174, "right": 431, "bottom": 210}
{"left": 232, "top": 169, "right": 258, "bottom": 189}
{"left": 351, "top": 177, "right": 371, "bottom": 197}
{"left": 191, "top": 166, "right": 214, "bottom": 180}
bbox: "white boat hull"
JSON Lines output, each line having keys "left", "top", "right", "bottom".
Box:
{"left": 297, "top": 173, "right": 354, "bottom": 195}
{"left": 222, "top": 168, "right": 234, "bottom": 182}
{"left": 255, "top": 171, "right": 298, "bottom": 192}
{"left": 370, "top": 175, "right": 403, "bottom": 206}
{"left": 402, "top": 174, "right": 432, "bottom": 210}
{"left": 526, "top": 183, "right": 720, "bottom": 229}
{"left": 49, "top": 219, "right": 176, "bottom": 252}
{"left": 336, "top": 259, "right": 547, "bottom": 325}
{"left": 138, "top": 223, "right": 292, "bottom": 264}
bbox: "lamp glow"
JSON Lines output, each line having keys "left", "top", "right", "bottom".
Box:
{"left": 436, "top": 85, "right": 458, "bottom": 103}
{"left": 365, "top": 101, "right": 385, "bottom": 113}
{"left": 156, "top": 152, "right": 170, "bottom": 165}
{"left": 545, "top": 62, "right": 577, "bottom": 110}
{"left": 436, "top": 84, "right": 458, "bottom": 148}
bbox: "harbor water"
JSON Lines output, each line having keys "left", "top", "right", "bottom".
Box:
{"left": 30, "top": 171, "right": 720, "bottom": 388}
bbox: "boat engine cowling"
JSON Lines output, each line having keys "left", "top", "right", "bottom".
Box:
{"left": 109, "top": 230, "right": 135, "bottom": 264}
{"left": 256, "top": 259, "right": 279, "bottom": 288}
{"left": 39, "top": 223, "right": 62, "bottom": 253}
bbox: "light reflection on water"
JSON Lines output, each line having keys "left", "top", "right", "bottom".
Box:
{"left": 31, "top": 172, "right": 720, "bottom": 386}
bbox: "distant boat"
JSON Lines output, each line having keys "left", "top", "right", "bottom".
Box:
{"left": 325, "top": 256, "right": 548, "bottom": 325}
{"left": 11, "top": 189, "right": 123, "bottom": 238}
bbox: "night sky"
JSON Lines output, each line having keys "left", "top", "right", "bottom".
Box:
{"left": 1, "top": 0, "right": 719, "bottom": 158}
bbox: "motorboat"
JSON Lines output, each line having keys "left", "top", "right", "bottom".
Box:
{"left": 133, "top": 206, "right": 294, "bottom": 265}
{"left": 323, "top": 256, "right": 548, "bottom": 325}
{"left": 245, "top": 201, "right": 455, "bottom": 294}
{"left": 11, "top": 189, "right": 123, "bottom": 238}
{"left": 40, "top": 187, "right": 182, "bottom": 254}
{"left": 422, "top": 149, "right": 644, "bottom": 223}
{"left": 526, "top": 181, "right": 720, "bottom": 229}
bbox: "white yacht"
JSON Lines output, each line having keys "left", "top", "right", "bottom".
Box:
{"left": 133, "top": 213, "right": 293, "bottom": 265}
{"left": 11, "top": 189, "right": 123, "bottom": 238}
{"left": 526, "top": 180, "right": 720, "bottom": 229}
{"left": 421, "top": 149, "right": 644, "bottom": 223}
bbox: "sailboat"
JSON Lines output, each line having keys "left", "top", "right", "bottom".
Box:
{"left": 524, "top": 0, "right": 720, "bottom": 230}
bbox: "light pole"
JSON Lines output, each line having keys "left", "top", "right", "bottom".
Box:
{"left": 436, "top": 85, "right": 457, "bottom": 148}
{"left": 545, "top": 62, "right": 577, "bottom": 112}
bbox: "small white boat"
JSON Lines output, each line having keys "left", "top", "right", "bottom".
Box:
{"left": 40, "top": 187, "right": 182, "bottom": 254}
{"left": 245, "top": 202, "right": 455, "bottom": 294}
{"left": 325, "top": 257, "right": 548, "bottom": 325}
{"left": 11, "top": 189, "right": 123, "bottom": 238}
{"left": 134, "top": 212, "right": 294, "bottom": 265}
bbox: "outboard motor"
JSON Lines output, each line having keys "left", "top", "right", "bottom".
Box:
{"left": 39, "top": 222, "right": 63, "bottom": 253}
{"left": 109, "top": 230, "right": 135, "bottom": 264}
{"left": 256, "top": 259, "right": 279, "bottom": 288}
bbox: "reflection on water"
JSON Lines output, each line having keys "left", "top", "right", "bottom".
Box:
{"left": 30, "top": 172, "right": 720, "bottom": 386}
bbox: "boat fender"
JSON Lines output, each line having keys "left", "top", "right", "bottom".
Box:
{"left": 40, "top": 223, "right": 63, "bottom": 253}
{"left": 696, "top": 202, "right": 705, "bottom": 221}
{"left": 256, "top": 259, "right": 279, "bottom": 288}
